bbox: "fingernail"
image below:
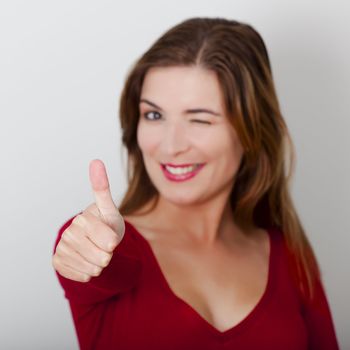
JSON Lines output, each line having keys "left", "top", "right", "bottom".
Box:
{"left": 102, "top": 256, "right": 110, "bottom": 266}
{"left": 108, "top": 242, "right": 115, "bottom": 251}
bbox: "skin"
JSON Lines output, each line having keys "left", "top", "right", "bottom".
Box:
{"left": 136, "top": 65, "right": 245, "bottom": 246}
{"left": 123, "top": 65, "right": 270, "bottom": 332}
{"left": 53, "top": 66, "right": 270, "bottom": 332}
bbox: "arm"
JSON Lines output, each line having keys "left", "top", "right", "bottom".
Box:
{"left": 301, "top": 276, "right": 340, "bottom": 350}
{"left": 53, "top": 214, "right": 143, "bottom": 350}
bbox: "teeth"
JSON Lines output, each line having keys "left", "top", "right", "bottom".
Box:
{"left": 165, "top": 164, "right": 199, "bottom": 175}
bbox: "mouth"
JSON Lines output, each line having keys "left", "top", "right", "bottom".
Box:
{"left": 161, "top": 162, "right": 204, "bottom": 168}
{"left": 160, "top": 163, "right": 206, "bottom": 182}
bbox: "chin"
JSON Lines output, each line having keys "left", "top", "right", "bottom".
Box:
{"left": 160, "top": 190, "right": 204, "bottom": 206}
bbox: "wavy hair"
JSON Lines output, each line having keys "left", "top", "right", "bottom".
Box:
{"left": 117, "top": 17, "right": 321, "bottom": 303}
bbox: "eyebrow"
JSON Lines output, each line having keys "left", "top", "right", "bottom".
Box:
{"left": 139, "top": 98, "right": 221, "bottom": 116}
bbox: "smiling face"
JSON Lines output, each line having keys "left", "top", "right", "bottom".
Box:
{"left": 137, "top": 65, "right": 244, "bottom": 207}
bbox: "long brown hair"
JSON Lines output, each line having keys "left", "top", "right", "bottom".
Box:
{"left": 117, "top": 17, "right": 321, "bottom": 303}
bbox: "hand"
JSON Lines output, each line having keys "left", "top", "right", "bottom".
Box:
{"left": 52, "top": 159, "right": 125, "bottom": 282}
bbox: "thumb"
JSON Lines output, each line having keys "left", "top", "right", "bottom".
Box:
{"left": 89, "top": 159, "right": 125, "bottom": 235}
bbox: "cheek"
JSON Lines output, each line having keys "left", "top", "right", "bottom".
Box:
{"left": 195, "top": 126, "right": 243, "bottom": 158}
{"left": 137, "top": 123, "right": 160, "bottom": 154}
{"left": 225, "top": 135, "right": 244, "bottom": 171}
{"left": 197, "top": 128, "right": 244, "bottom": 176}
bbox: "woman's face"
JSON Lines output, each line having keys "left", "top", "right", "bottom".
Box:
{"left": 137, "top": 65, "right": 244, "bottom": 206}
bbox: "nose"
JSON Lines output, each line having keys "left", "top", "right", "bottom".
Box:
{"left": 161, "top": 121, "right": 190, "bottom": 156}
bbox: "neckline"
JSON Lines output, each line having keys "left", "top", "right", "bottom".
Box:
{"left": 125, "top": 219, "right": 277, "bottom": 341}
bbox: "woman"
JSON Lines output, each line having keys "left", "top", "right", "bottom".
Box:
{"left": 52, "top": 17, "right": 339, "bottom": 349}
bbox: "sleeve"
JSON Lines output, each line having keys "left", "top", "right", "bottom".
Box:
{"left": 277, "top": 228, "right": 340, "bottom": 350}
{"left": 301, "top": 275, "right": 340, "bottom": 350}
{"left": 52, "top": 213, "right": 143, "bottom": 305}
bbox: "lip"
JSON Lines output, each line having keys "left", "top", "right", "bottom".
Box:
{"left": 162, "top": 162, "right": 204, "bottom": 168}
{"left": 161, "top": 163, "right": 205, "bottom": 182}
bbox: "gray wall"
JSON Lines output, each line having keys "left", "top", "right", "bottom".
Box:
{"left": 1, "top": 0, "right": 349, "bottom": 348}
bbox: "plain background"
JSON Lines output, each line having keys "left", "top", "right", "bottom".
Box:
{"left": 1, "top": 0, "right": 349, "bottom": 349}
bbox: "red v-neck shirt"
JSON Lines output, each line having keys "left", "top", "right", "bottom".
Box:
{"left": 53, "top": 214, "right": 339, "bottom": 350}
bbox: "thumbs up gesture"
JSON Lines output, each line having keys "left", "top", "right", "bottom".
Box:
{"left": 52, "top": 159, "right": 125, "bottom": 282}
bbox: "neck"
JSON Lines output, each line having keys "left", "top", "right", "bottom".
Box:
{"left": 146, "top": 191, "right": 242, "bottom": 247}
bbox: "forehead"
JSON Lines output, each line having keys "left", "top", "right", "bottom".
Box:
{"left": 140, "top": 66, "right": 225, "bottom": 110}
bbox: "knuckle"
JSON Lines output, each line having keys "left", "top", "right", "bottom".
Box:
{"left": 91, "top": 266, "right": 102, "bottom": 276}
{"left": 100, "top": 253, "right": 112, "bottom": 267}
{"left": 61, "top": 228, "right": 74, "bottom": 243}
{"left": 72, "top": 214, "right": 84, "bottom": 226}
{"left": 52, "top": 255, "right": 59, "bottom": 269}
{"left": 111, "top": 233, "right": 120, "bottom": 246}
{"left": 82, "top": 274, "right": 92, "bottom": 282}
{"left": 56, "top": 241, "right": 68, "bottom": 257}
{"left": 105, "top": 238, "right": 117, "bottom": 252}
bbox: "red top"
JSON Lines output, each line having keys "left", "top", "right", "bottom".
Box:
{"left": 53, "top": 214, "right": 339, "bottom": 350}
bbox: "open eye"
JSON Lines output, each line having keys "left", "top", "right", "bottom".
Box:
{"left": 143, "top": 111, "right": 162, "bottom": 121}
{"left": 142, "top": 111, "right": 211, "bottom": 125}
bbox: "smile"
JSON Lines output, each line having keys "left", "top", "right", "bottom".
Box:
{"left": 160, "top": 163, "right": 205, "bottom": 182}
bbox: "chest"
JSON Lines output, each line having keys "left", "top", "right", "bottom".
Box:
{"left": 129, "top": 221, "right": 270, "bottom": 332}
